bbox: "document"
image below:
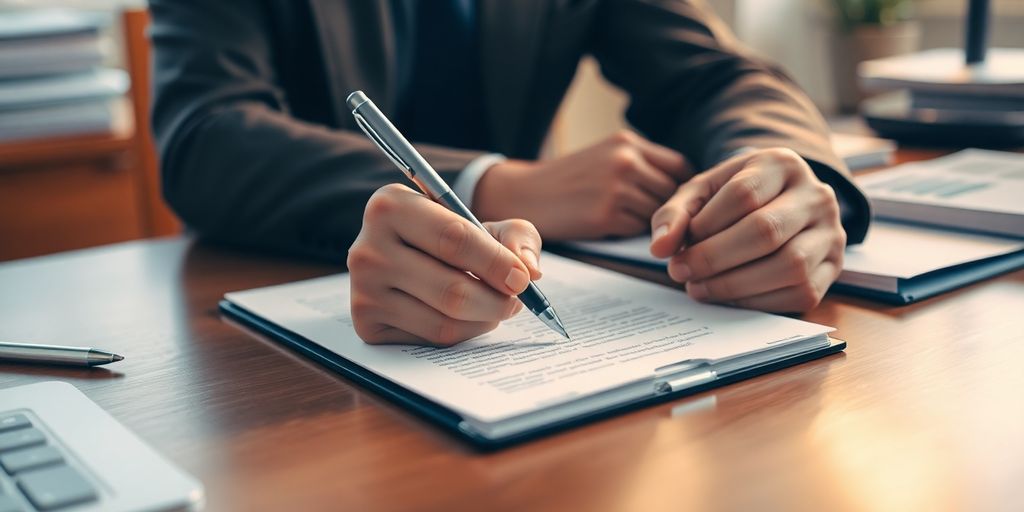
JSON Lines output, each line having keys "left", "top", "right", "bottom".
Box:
{"left": 840, "top": 221, "right": 1024, "bottom": 292}
{"left": 226, "top": 254, "right": 832, "bottom": 424}
{"left": 856, "top": 149, "right": 1024, "bottom": 238}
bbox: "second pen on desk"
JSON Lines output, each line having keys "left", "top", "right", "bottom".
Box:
{"left": 347, "top": 90, "right": 569, "bottom": 340}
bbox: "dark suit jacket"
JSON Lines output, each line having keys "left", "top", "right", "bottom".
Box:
{"left": 150, "top": 0, "right": 870, "bottom": 261}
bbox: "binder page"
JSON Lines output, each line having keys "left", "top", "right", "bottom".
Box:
{"left": 226, "top": 254, "right": 832, "bottom": 423}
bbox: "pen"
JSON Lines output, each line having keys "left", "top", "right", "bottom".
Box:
{"left": 347, "top": 90, "right": 570, "bottom": 340}
{"left": 0, "top": 342, "right": 124, "bottom": 367}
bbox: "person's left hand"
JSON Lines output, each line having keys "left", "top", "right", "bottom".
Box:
{"left": 649, "top": 148, "right": 846, "bottom": 313}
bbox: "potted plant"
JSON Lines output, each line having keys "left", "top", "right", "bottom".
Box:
{"left": 832, "top": 0, "right": 921, "bottom": 112}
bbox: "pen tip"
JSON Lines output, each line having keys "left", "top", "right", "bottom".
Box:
{"left": 112, "top": 354, "right": 124, "bottom": 362}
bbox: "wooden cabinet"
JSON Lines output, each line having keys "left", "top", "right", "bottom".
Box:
{"left": 0, "top": 133, "right": 144, "bottom": 260}
{"left": 0, "top": 9, "right": 178, "bottom": 262}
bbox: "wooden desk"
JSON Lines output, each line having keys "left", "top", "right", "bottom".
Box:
{"left": 1, "top": 156, "right": 1023, "bottom": 511}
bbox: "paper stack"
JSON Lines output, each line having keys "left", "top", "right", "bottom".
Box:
{"left": 0, "top": 9, "right": 128, "bottom": 142}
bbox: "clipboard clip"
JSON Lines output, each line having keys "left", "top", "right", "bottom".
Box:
{"left": 653, "top": 361, "right": 717, "bottom": 394}
{"left": 353, "top": 112, "right": 415, "bottom": 178}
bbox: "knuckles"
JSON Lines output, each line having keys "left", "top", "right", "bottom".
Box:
{"left": 781, "top": 245, "right": 812, "bottom": 282}
{"left": 608, "top": 146, "right": 641, "bottom": 179}
{"left": 791, "top": 282, "right": 823, "bottom": 312}
{"left": 608, "top": 129, "right": 637, "bottom": 146}
{"left": 351, "top": 304, "right": 383, "bottom": 344}
{"left": 760, "top": 147, "right": 804, "bottom": 168}
{"left": 346, "top": 241, "right": 387, "bottom": 274}
{"left": 440, "top": 280, "right": 470, "bottom": 318}
{"left": 434, "top": 319, "right": 466, "bottom": 347}
{"left": 438, "top": 220, "right": 472, "bottom": 262}
{"left": 363, "top": 184, "right": 407, "bottom": 224}
{"left": 730, "top": 176, "right": 763, "bottom": 212}
{"left": 752, "top": 211, "right": 785, "bottom": 249}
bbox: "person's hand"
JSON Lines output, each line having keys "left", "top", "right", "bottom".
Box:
{"left": 649, "top": 148, "right": 845, "bottom": 313}
{"left": 347, "top": 184, "right": 543, "bottom": 346}
{"left": 474, "top": 131, "right": 691, "bottom": 240}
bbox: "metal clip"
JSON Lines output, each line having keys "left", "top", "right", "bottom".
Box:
{"left": 354, "top": 112, "right": 415, "bottom": 178}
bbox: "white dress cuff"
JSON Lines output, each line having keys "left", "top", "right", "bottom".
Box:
{"left": 451, "top": 153, "right": 506, "bottom": 210}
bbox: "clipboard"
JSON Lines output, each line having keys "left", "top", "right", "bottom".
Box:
{"left": 219, "top": 300, "right": 845, "bottom": 450}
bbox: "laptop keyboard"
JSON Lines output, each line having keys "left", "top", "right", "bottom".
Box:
{"left": 0, "top": 412, "right": 98, "bottom": 511}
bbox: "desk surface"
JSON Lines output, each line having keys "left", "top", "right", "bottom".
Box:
{"left": 1, "top": 151, "right": 1023, "bottom": 511}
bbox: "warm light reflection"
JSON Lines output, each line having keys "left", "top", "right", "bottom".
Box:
{"left": 610, "top": 417, "right": 713, "bottom": 511}
{"left": 811, "top": 402, "right": 953, "bottom": 512}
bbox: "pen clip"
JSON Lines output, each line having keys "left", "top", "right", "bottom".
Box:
{"left": 353, "top": 112, "right": 415, "bottom": 178}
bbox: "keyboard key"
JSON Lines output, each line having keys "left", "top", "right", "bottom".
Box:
{"left": 0, "top": 415, "right": 30, "bottom": 434}
{"left": 18, "top": 465, "right": 97, "bottom": 510}
{"left": 0, "top": 495, "right": 24, "bottom": 512}
{"left": 1, "top": 446, "right": 62, "bottom": 474}
{"left": 0, "top": 429, "right": 45, "bottom": 453}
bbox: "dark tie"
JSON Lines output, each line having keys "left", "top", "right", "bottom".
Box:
{"left": 398, "top": 0, "right": 490, "bottom": 151}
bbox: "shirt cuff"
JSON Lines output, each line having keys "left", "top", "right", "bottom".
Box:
{"left": 451, "top": 153, "right": 506, "bottom": 210}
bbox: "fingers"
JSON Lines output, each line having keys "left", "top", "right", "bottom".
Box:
{"left": 393, "top": 244, "right": 523, "bottom": 322}
{"left": 351, "top": 184, "right": 530, "bottom": 346}
{"left": 688, "top": 159, "right": 788, "bottom": 243}
{"left": 367, "top": 187, "right": 532, "bottom": 296}
{"left": 649, "top": 176, "right": 713, "bottom": 259}
{"left": 611, "top": 211, "right": 650, "bottom": 237}
{"left": 684, "top": 226, "right": 834, "bottom": 302}
{"left": 629, "top": 156, "right": 681, "bottom": 203}
{"left": 486, "top": 219, "right": 543, "bottom": 279}
{"left": 617, "top": 183, "right": 663, "bottom": 220}
{"left": 729, "top": 260, "right": 840, "bottom": 313}
{"left": 367, "top": 289, "right": 501, "bottom": 347}
{"left": 668, "top": 190, "right": 813, "bottom": 281}
{"left": 630, "top": 134, "right": 693, "bottom": 182}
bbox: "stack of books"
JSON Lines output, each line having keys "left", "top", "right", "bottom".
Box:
{"left": 0, "top": 9, "right": 128, "bottom": 142}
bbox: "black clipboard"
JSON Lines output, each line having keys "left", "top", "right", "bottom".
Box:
{"left": 831, "top": 249, "right": 1024, "bottom": 304}
{"left": 220, "top": 300, "right": 845, "bottom": 450}
{"left": 556, "top": 245, "right": 1024, "bottom": 306}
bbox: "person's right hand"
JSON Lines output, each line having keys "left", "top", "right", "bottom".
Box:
{"left": 473, "top": 130, "right": 691, "bottom": 240}
{"left": 347, "top": 184, "right": 543, "bottom": 347}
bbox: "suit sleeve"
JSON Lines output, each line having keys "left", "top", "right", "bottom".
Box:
{"left": 149, "top": 0, "right": 483, "bottom": 261}
{"left": 588, "top": 0, "right": 870, "bottom": 243}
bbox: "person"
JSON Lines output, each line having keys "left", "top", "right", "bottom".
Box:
{"left": 151, "top": 1, "right": 869, "bottom": 346}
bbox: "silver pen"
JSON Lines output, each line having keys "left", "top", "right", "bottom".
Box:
{"left": 347, "top": 90, "right": 570, "bottom": 340}
{"left": 0, "top": 342, "right": 124, "bottom": 367}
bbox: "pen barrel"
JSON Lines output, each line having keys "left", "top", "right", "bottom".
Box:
{"left": 0, "top": 343, "right": 91, "bottom": 366}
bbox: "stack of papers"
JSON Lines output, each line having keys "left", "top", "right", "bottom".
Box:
{"left": 857, "top": 149, "right": 1024, "bottom": 238}
{"left": 0, "top": 9, "right": 124, "bottom": 142}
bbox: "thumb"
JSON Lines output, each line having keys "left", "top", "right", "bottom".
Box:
{"left": 484, "top": 219, "right": 543, "bottom": 280}
{"left": 649, "top": 177, "right": 714, "bottom": 259}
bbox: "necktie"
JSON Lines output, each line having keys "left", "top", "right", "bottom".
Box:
{"left": 399, "top": 0, "right": 490, "bottom": 151}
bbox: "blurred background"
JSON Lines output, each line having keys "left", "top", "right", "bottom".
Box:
{"left": 0, "top": 0, "right": 1021, "bottom": 261}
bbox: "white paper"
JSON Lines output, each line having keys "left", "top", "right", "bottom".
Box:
{"left": 226, "top": 254, "right": 831, "bottom": 423}
{"left": 857, "top": 149, "right": 1024, "bottom": 217}
{"left": 841, "top": 221, "right": 1024, "bottom": 280}
{"left": 564, "top": 236, "right": 666, "bottom": 267}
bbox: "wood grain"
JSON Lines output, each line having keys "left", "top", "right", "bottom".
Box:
{"left": 0, "top": 151, "right": 1022, "bottom": 511}
{"left": 0, "top": 159, "right": 145, "bottom": 260}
